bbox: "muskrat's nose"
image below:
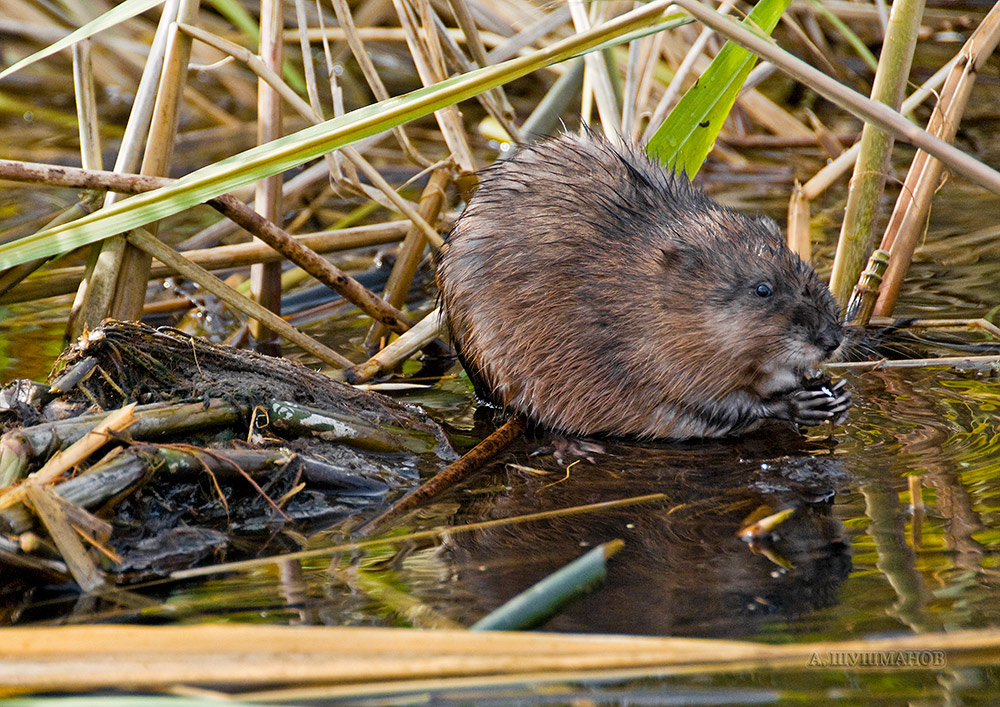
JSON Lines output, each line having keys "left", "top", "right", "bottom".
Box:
{"left": 817, "top": 326, "right": 843, "bottom": 358}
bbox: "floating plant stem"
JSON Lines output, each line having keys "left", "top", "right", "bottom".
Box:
{"left": 173, "top": 493, "right": 668, "bottom": 580}
{"left": 470, "top": 539, "right": 625, "bottom": 631}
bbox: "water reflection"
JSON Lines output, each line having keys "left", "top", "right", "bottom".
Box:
{"left": 442, "top": 432, "right": 853, "bottom": 637}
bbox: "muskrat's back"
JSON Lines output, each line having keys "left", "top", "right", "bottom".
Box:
{"left": 438, "top": 132, "right": 849, "bottom": 440}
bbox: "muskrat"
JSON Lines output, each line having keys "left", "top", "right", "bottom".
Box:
{"left": 437, "top": 132, "right": 851, "bottom": 440}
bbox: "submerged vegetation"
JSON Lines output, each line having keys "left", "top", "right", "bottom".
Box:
{"left": 1, "top": 0, "right": 1000, "bottom": 702}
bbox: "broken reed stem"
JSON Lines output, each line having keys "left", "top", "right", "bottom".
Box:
{"left": 23, "top": 485, "right": 106, "bottom": 592}
{"left": 108, "top": 0, "right": 200, "bottom": 323}
{"left": 354, "top": 416, "right": 526, "bottom": 537}
{"left": 350, "top": 308, "right": 446, "bottom": 384}
{"left": 873, "top": 3, "right": 1000, "bottom": 318}
{"left": 124, "top": 228, "right": 354, "bottom": 370}
{"left": 0, "top": 159, "right": 416, "bottom": 333}
{"left": 363, "top": 168, "right": 451, "bottom": 351}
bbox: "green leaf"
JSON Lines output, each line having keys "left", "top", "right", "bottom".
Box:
{"left": 0, "top": 2, "right": 677, "bottom": 271}
{"left": 804, "top": 0, "right": 879, "bottom": 72}
{"left": 470, "top": 540, "right": 624, "bottom": 631}
{"left": 645, "top": 0, "right": 793, "bottom": 177}
{"left": 0, "top": 0, "right": 164, "bottom": 82}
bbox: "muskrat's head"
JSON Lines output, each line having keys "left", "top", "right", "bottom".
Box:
{"left": 646, "top": 200, "right": 845, "bottom": 398}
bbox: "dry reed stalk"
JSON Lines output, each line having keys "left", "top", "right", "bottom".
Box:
{"left": 351, "top": 307, "right": 445, "bottom": 384}
{"left": 0, "top": 222, "right": 410, "bottom": 304}
{"left": 798, "top": 54, "right": 958, "bottom": 202}
{"left": 355, "top": 416, "right": 526, "bottom": 536}
{"left": 72, "top": 40, "right": 102, "bottom": 172}
{"left": 569, "top": 0, "right": 622, "bottom": 138}
{"left": 737, "top": 88, "right": 814, "bottom": 139}
{"left": 108, "top": 0, "right": 201, "bottom": 322}
{"left": 67, "top": 0, "right": 182, "bottom": 339}
{"left": 22, "top": 484, "right": 106, "bottom": 592}
{"left": 363, "top": 168, "right": 451, "bottom": 351}
{"left": 285, "top": 26, "right": 504, "bottom": 44}
{"left": 395, "top": 0, "right": 477, "bottom": 176}
{"left": 621, "top": 17, "right": 642, "bottom": 135}
{"left": 486, "top": 4, "right": 572, "bottom": 64}
{"left": 802, "top": 0, "right": 970, "bottom": 26}
{"left": 124, "top": 228, "right": 354, "bottom": 369}
{"left": 631, "top": 30, "right": 668, "bottom": 141}
{"left": 872, "top": 2, "right": 1000, "bottom": 317}
{"left": 447, "top": 0, "right": 516, "bottom": 121}
{"left": 430, "top": 13, "right": 523, "bottom": 143}
{"left": 177, "top": 24, "right": 441, "bottom": 243}
{"left": 342, "top": 146, "right": 445, "bottom": 246}
{"left": 828, "top": 0, "right": 926, "bottom": 304}
{"left": 178, "top": 161, "right": 329, "bottom": 250}
{"left": 0, "top": 158, "right": 419, "bottom": 332}
{"left": 0, "top": 623, "right": 996, "bottom": 694}
{"left": 787, "top": 54, "right": 960, "bottom": 254}
{"left": 330, "top": 0, "right": 430, "bottom": 166}
{"left": 0, "top": 403, "right": 137, "bottom": 492}
{"left": 173, "top": 493, "right": 668, "bottom": 579}
{"left": 249, "top": 0, "right": 284, "bottom": 346}
{"left": 787, "top": 181, "right": 811, "bottom": 260}
{"left": 831, "top": 354, "right": 1000, "bottom": 370}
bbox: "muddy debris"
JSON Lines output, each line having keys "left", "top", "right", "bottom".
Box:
{"left": 0, "top": 321, "right": 455, "bottom": 587}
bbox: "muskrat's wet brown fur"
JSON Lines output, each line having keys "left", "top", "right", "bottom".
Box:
{"left": 438, "top": 132, "right": 850, "bottom": 440}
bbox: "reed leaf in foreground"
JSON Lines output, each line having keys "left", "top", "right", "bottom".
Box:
{"left": 0, "top": 1, "right": 681, "bottom": 271}
{"left": 646, "top": 0, "right": 792, "bottom": 176}
{"left": 0, "top": 0, "right": 165, "bottom": 81}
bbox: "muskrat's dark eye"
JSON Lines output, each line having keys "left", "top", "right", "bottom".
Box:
{"left": 754, "top": 282, "right": 773, "bottom": 298}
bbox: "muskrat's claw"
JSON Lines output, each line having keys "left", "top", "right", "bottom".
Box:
{"left": 787, "top": 378, "right": 852, "bottom": 427}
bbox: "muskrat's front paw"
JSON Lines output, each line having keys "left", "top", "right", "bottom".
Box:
{"left": 788, "top": 378, "right": 852, "bottom": 427}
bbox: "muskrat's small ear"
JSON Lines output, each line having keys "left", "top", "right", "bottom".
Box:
{"left": 658, "top": 245, "right": 684, "bottom": 273}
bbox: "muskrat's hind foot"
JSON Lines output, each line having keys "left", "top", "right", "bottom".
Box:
{"left": 765, "top": 378, "right": 853, "bottom": 428}
{"left": 532, "top": 435, "right": 606, "bottom": 465}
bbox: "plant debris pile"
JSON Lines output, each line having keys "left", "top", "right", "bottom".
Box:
{"left": 0, "top": 321, "right": 454, "bottom": 588}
